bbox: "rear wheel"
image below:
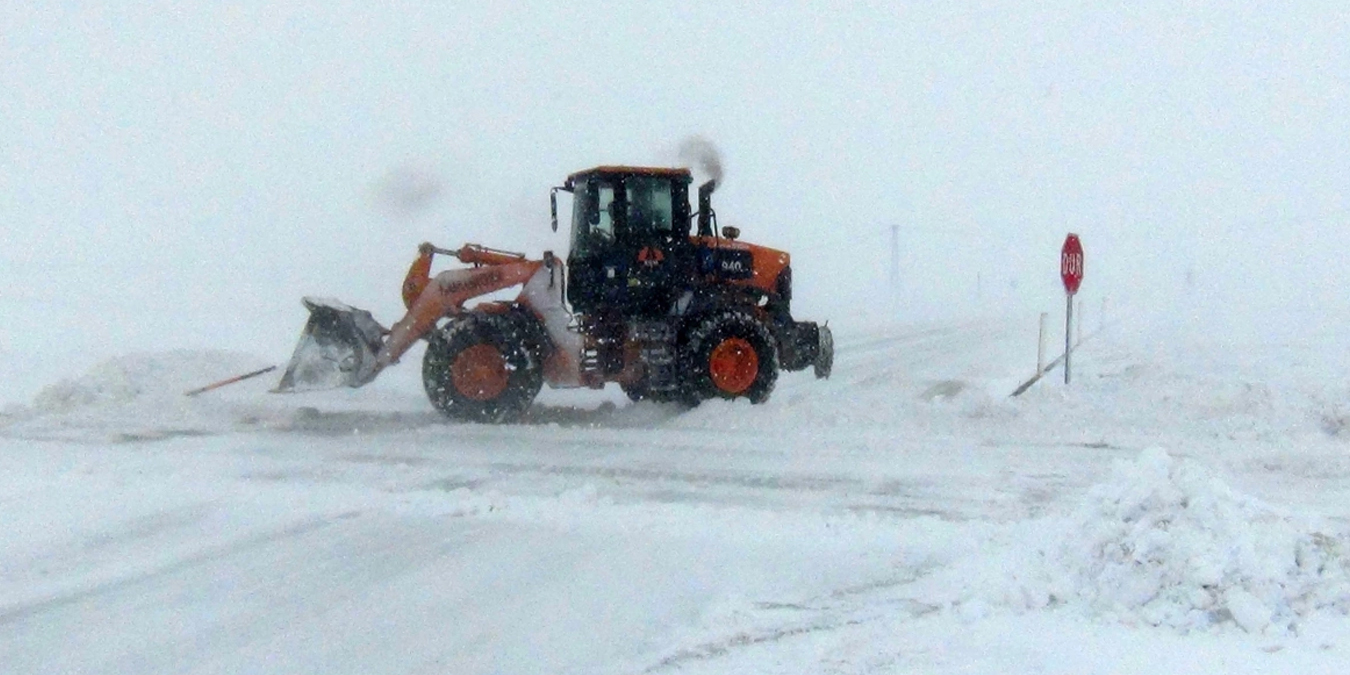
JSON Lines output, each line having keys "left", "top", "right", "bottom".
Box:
{"left": 814, "top": 324, "right": 834, "bottom": 379}
{"left": 680, "top": 311, "right": 778, "bottom": 404}
{"left": 423, "top": 312, "right": 543, "bottom": 423}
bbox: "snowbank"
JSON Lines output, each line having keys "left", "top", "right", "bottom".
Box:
{"left": 30, "top": 350, "right": 270, "bottom": 412}
{"left": 920, "top": 448, "right": 1350, "bottom": 635}
{"left": 3, "top": 350, "right": 293, "bottom": 441}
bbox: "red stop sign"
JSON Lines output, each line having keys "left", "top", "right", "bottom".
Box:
{"left": 1061, "top": 233, "right": 1083, "bottom": 295}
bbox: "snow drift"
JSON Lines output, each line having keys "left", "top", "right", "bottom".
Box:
{"left": 30, "top": 350, "right": 271, "bottom": 412}
{"left": 4, "top": 350, "right": 291, "bottom": 442}
{"left": 922, "top": 448, "right": 1350, "bottom": 635}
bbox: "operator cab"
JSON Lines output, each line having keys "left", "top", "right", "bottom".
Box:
{"left": 559, "top": 166, "right": 693, "bottom": 316}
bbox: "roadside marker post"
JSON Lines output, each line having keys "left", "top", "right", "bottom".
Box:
{"left": 1037, "top": 312, "right": 1048, "bottom": 374}
{"left": 1076, "top": 300, "right": 1083, "bottom": 347}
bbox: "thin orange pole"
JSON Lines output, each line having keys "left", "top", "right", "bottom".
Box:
{"left": 184, "top": 365, "right": 277, "bottom": 397}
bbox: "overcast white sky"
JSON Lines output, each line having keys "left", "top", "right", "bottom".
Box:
{"left": 3, "top": 1, "right": 1348, "bottom": 402}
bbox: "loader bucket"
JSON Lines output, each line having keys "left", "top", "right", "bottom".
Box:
{"left": 274, "top": 297, "right": 388, "bottom": 392}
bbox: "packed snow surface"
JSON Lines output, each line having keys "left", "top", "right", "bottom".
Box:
{"left": 3, "top": 312, "right": 1350, "bottom": 674}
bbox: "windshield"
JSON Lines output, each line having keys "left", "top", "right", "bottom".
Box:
{"left": 569, "top": 174, "right": 677, "bottom": 258}
{"left": 569, "top": 178, "right": 617, "bottom": 258}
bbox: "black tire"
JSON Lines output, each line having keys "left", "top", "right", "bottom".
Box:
{"left": 814, "top": 324, "right": 834, "bottom": 379}
{"left": 680, "top": 310, "right": 778, "bottom": 404}
{"left": 422, "top": 312, "right": 543, "bottom": 423}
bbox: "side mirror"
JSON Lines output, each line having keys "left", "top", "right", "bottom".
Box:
{"left": 721, "top": 226, "right": 740, "bottom": 240}
{"left": 550, "top": 188, "right": 559, "bottom": 232}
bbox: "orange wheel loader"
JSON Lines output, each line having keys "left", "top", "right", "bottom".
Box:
{"left": 275, "top": 166, "right": 832, "bottom": 423}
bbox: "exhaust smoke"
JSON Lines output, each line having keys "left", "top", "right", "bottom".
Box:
{"left": 371, "top": 163, "right": 444, "bottom": 218}
{"left": 677, "top": 135, "right": 724, "bottom": 185}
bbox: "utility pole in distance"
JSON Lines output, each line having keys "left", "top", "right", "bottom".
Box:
{"left": 890, "top": 223, "right": 899, "bottom": 292}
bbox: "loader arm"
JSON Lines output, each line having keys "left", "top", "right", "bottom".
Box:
{"left": 402, "top": 243, "right": 530, "bottom": 309}
{"left": 376, "top": 246, "right": 544, "bottom": 373}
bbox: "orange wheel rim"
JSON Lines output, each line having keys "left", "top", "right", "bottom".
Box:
{"left": 450, "top": 344, "right": 509, "bottom": 401}
{"left": 708, "top": 337, "right": 759, "bottom": 394}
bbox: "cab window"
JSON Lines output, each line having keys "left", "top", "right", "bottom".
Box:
{"left": 624, "top": 176, "right": 674, "bottom": 234}
{"left": 570, "top": 179, "right": 617, "bottom": 257}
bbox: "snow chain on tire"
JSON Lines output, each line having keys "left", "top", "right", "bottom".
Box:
{"left": 422, "top": 311, "right": 545, "bottom": 423}
{"left": 814, "top": 323, "right": 834, "bottom": 379}
{"left": 680, "top": 310, "right": 778, "bottom": 405}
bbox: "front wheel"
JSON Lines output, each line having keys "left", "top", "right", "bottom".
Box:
{"left": 422, "top": 312, "right": 543, "bottom": 423}
{"left": 680, "top": 311, "right": 778, "bottom": 404}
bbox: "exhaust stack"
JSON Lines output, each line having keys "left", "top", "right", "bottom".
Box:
{"left": 696, "top": 179, "right": 717, "bottom": 237}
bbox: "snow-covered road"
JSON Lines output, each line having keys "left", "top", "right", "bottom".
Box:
{"left": 3, "top": 313, "right": 1349, "bottom": 674}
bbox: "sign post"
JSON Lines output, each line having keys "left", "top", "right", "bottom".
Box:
{"left": 1060, "top": 234, "right": 1084, "bottom": 384}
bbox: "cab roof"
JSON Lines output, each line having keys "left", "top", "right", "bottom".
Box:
{"left": 565, "top": 166, "right": 692, "bottom": 188}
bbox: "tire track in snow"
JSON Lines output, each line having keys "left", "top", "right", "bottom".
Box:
{"left": 0, "top": 514, "right": 343, "bottom": 627}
